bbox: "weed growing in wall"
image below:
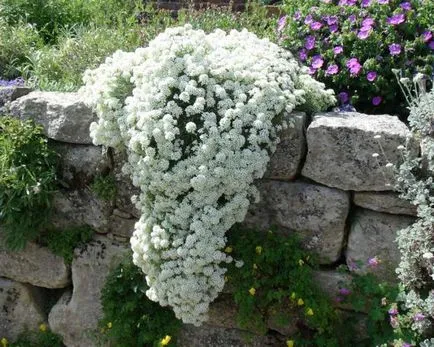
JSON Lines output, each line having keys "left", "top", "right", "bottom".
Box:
{"left": 0, "top": 116, "right": 57, "bottom": 250}
{"left": 91, "top": 173, "right": 117, "bottom": 202}
{"left": 6, "top": 325, "right": 63, "bottom": 347}
{"left": 98, "top": 254, "right": 181, "bottom": 347}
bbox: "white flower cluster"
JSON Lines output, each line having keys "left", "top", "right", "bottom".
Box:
{"left": 80, "top": 25, "right": 335, "bottom": 325}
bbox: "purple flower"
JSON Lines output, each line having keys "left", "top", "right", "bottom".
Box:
{"left": 372, "top": 96, "right": 382, "bottom": 106}
{"left": 299, "top": 49, "right": 308, "bottom": 61}
{"left": 305, "top": 35, "right": 316, "bottom": 50}
{"left": 387, "top": 13, "right": 405, "bottom": 25}
{"left": 348, "top": 14, "right": 357, "bottom": 23}
{"left": 390, "top": 315, "right": 399, "bottom": 328}
{"left": 389, "top": 43, "right": 402, "bottom": 55}
{"left": 338, "top": 288, "right": 351, "bottom": 296}
{"left": 400, "top": 2, "right": 411, "bottom": 10}
{"left": 308, "top": 67, "right": 317, "bottom": 75}
{"left": 311, "top": 55, "right": 324, "bottom": 69}
{"left": 327, "top": 16, "right": 338, "bottom": 25}
{"left": 378, "top": 0, "right": 389, "bottom": 4}
{"left": 362, "top": 17, "right": 375, "bottom": 27}
{"left": 429, "top": 41, "right": 434, "bottom": 50}
{"left": 361, "top": 0, "right": 371, "bottom": 7}
{"left": 326, "top": 64, "right": 339, "bottom": 75}
{"left": 0, "top": 77, "right": 25, "bottom": 87}
{"left": 368, "top": 256, "right": 380, "bottom": 267}
{"left": 334, "top": 45, "right": 344, "bottom": 55}
{"left": 388, "top": 307, "right": 398, "bottom": 316}
{"left": 422, "top": 31, "right": 432, "bottom": 42}
{"left": 402, "top": 343, "right": 411, "bottom": 347}
{"left": 335, "top": 296, "right": 344, "bottom": 303}
{"left": 329, "top": 24, "right": 339, "bottom": 33}
{"left": 277, "top": 16, "right": 287, "bottom": 32}
{"left": 294, "top": 11, "right": 301, "bottom": 21}
{"left": 304, "top": 14, "right": 313, "bottom": 25}
{"left": 311, "top": 21, "right": 323, "bottom": 30}
{"left": 338, "top": 91, "right": 349, "bottom": 104}
{"left": 339, "top": 0, "right": 357, "bottom": 5}
{"left": 367, "top": 71, "right": 377, "bottom": 81}
{"left": 413, "top": 312, "right": 425, "bottom": 321}
{"left": 358, "top": 27, "right": 372, "bottom": 40}
{"left": 346, "top": 58, "right": 362, "bottom": 75}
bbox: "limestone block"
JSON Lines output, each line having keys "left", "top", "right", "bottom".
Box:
{"left": 0, "top": 242, "right": 70, "bottom": 288}
{"left": 302, "top": 112, "right": 413, "bottom": 191}
{"left": 178, "top": 325, "right": 283, "bottom": 347}
{"left": 108, "top": 215, "right": 137, "bottom": 240}
{"left": 48, "top": 236, "right": 128, "bottom": 347}
{"left": 354, "top": 191, "right": 417, "bottom": 216}
{"left": 346, "top": 208, "right": 415, "bottom": 282}
{"left": 255, "top": 180, "right": 350, "bottom": 264}
{"left": 0, "top": 278, "right": 45, "bottom": 341}
{"left": 9, "top": 91, "right": 96, "bottom": 144}
{"left": 51, "top": 143, "right": 110, "bottom": 187}
{"left": 51, "top": 189, "right": 113, "bottom": 233}
{"left": 264, "top": 112, "right": 307, "bottom": 180}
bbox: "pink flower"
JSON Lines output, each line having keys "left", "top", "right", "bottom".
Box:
{"left": 311, "top": 55, "right": 324, "bottom": 69}
{"left": 326, "top": 64, "right": 339, "bottom": 75}
{"left": 422, "top": 31, "right": 432, "bottom": 43}
{"left": 367, "top": 71, "right": 377, "bottom": 81}
{"left": 413, "top": 312, "right": 425, "bottom": 321}
{"left": 299, "top": 49, "right": 308, "bottom": 61}
{"left": 338, "top": 288, "right": 351, "bottom": 296}
{"left": 378, "top": 0, "right": 389, "bottom": 4}
{"left": 304, "top": 14, "right": 313, "bottom": 25}
{"left": 293, "top": 11, "right": 301, "bottom": 21}
{"left": 308, "top": 67, "right": 317, "bottom": 75}
{"left": 368, "top": 256, "right": 380, "bottom": 267}
{"left": 400, "top": 2, "right": 411, "bottom": 10}
{"left": 388, "top": 307, "right": 398, "bottom": 316}
{"left": 327, "top": 16, "right": 338, "bottom": 25}
{"left": 361, "top": 0, "right": 371, "bottom": 6}
{"left": 333, "top": 46, "right": 344, "bottom": 55}
{"left": 387, "top": 13, "right": 405, "bottom": 25}
{"left": 311, "top": 21, "right": 323, "bottom": 30}
{"left": 348, "top": 14, "right": 357, "bottom": 23}
{"left": 277, "top": 16, "right": 287, "bottom": 32}
{"left": 346, "top": 58, "right": 362, "bottom": 75}
{"left": 358, "top": 27, "right": 372, "bottom": 40}
{"left": 305, "top": 35, "right": 316, "bottom": 50}
{"left": 389, "top": 43, "right": 402, "bottom": 55}
{"left": 362, "top": 17, "right": 375, "bottom": 27}
{"left": 390, "top": 315, "right": 399, "bottom": 328}
{"left": 372, "top": 96, "right": 382, "bottom": 106}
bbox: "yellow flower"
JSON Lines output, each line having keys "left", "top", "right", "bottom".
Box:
{"left": 253, "top": 263, "right": 258, "bottom": 270}
{"left": 297, "top": 298, "right": 304, "bottom": 306}
{"left": 161, "top": 335, "right": 171, "bottom": 346}
{"left": 1, "top": 338, "right": 7, "bottom": 347}
{"left": 224, "top": 246, "right": 233, "bottom": 253}
{"left": 255, "top": 246, "right": 262, "bottom": 255}
{"left": 39, "top": 323, "right": 47, "bottom": 332}
{"left": 249, "top": 287, "right": 256, "bottom": 296}
{"left": 290, "top": 292, "right": 296, "bottom": 300}
{"left": 107, "top": 322, "right": 113, "bottom": 329}
{"left": 286, "top": 340, "right": 294, "bottom": 347}
{"left": 298, "top": 259, "right": 304, "bottom": 266}
{"left": 306, "top": 308, "right": 314, "bottom": 316}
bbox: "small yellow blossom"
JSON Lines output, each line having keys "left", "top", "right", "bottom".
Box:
{"left": 249, "top": 287, "right": 256, "bottom": 296}
{"left": 255, "top": 246, "right": 262, "bottom": 255}
{"left": 224, "top": 276, "right": 229, "bottom": 282}
{"left": 224, "top": 246, "right": 233, "bottom": 253}
{"left": 1, "top": 338, "right": 7, "bottom": 347}
{"left": 298, "top": 259, "right": 304, "bottom": 266}
{"left": 107, "top": 322, "right": 113, "bottom": 329}
{"left": 39, "top": 323, "right": 47, "bottom": 332}
{"left": 253, "top": 263, "right": 258, "bottom": 270}
{"left": 306, "top": 308, "right": 314, "bottom": 316}
{"left": 297, "top": 298, "right": 304, "bottom": 306}
{"left": 161, "top": 335, "right": 171, "bottom": 346}
{"left": 286, "top": 340, "right": 294, "bottom": 347}
{"left": 290, "top": 292, "right": 296, "bottom": 300}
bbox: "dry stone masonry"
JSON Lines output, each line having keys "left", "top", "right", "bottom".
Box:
{"left": 0, "top": 89, "right": 416, "bottom": 346}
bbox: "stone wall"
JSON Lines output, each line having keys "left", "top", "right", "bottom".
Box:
{"left": 0, "top": 88, "right": 416, "bottom": 346}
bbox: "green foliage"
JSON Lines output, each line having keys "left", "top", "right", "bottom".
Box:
{"left": 225, "top": 226, "right": 343, "bottom": 346}
{"left": 99, "top": 255, "right": 181, "bottom": 347}
{"left": 0, "top": 117, "right": 57, "bottom": 250}
{"left": 41, "top": 225, "right": 94, "bottom": 263}
{"left": 9, "top": 328, "right": 63, "bottom": 347}
{"left": 0, "top": 20, "right": 43, "bottom": 79}
{"left": 281, "top": 0, "right": 433, "bottom": 116}
{"left": 91, "top": 173, "right": 117, "bottom": 201}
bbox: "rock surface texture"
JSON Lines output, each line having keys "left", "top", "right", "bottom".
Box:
{"left": 302, "top": 112, "right": 412, "bottom": 191}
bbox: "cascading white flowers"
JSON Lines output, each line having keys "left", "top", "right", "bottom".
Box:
{"left": 80, "top": 25, "right": 335, "bottom": 325}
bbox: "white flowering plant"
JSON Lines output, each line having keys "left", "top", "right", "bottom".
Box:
{"left": 80, "top": 24, "right": 335, "bottom": 325}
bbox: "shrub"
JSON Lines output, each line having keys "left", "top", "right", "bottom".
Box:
{"left": 81, "top": 24, "right": 334, "bottom": 325}
{"left": 8, "top": 326, "right": 63, "bottom": 347}
{"left": 0, "top": 117, "right": 57, "bottom": 250}
{"left": 281, "top": 0, "right": 434, "bottom": 116}
{"left": 99, "top": 254, "right": 181, "bottom": 347}
{"left": 0, "top": 20, "right": 42, "bottom": 79}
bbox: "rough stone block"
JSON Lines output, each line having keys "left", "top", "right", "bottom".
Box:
{"left": 252, "top": 180, "right": 350, "bottom": 264}
{"left": 346, "top": 208, "right": 415, "bottom": 282}
{"left": 0, "top": 242, "right": 70, "bottom": 288}
{"left": 108, "top": 215, "right": 137, "bottom": 240}
{"left": 9, "top": 91, "right": 96, "bottom": 144}
{"left": 302, "top": 112, "right": 413, "bottom": 191}
{"left": 48, "top": 236, "right": 128, "bottom": 347}
{"left": 264, "top": 112, "right": 307, "bottom": 180}
{"left": 353, "top": 191, "right": 417, "bottom": 216}
{"left": 0, "top": 278, "right": 46, "bottom": 341}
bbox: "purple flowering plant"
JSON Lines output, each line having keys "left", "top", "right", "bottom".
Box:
{"left": 282, "top": 0, "right": 433, "bottom": 115}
